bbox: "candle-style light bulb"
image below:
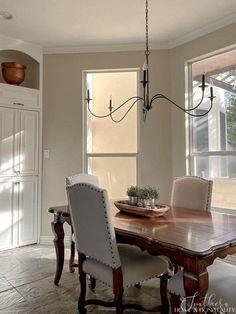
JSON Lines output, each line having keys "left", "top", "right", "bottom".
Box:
{"left": 142, "top": 60, "right": 148, "bottom": 71}
{"left": 202, "top": 74, "right": 205, "bottom": 90}
{"left": 109, "top": 95, "right": 113, "bottom": 112}
{"left": 142, "top": 60, "right": 148, "bottom": 87}
{"left": 210, "top": 86, "right": 213, "bottom": 101}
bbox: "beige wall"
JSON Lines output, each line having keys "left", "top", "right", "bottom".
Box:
{"left": 42, "top": 50, "right": 172, "bottom": 237}
{"left": 42, "top": 23, "right": 236, "bottom": 237}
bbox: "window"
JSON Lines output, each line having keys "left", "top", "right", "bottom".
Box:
{"left": 188, "top": 49, "right": 236, "bottom": 209}
{"left": 83, "top": 70, "right": 139, "bottom": 199}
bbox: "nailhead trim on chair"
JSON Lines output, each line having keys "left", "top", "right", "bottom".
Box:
{"left": 173, "top": 176, "right": 213, "bottom": 210}
{"left": 206, "top": 180, "right": 213, "bottom": 210}
{"left": 67, "top": 182, "right": 120, "bottom": 269}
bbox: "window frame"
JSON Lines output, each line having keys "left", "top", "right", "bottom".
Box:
{"left": 82, "top": 68, "right": 141, "bottom": 187}
{"left": 186, "top": 46, "right": 236, "bottom": 179}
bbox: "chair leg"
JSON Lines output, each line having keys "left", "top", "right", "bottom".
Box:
{"left": 160, "top": 273, "right": 169, "bottom": 314}
{"left": 113, "top": 267, "right": 124, "bottom": 314}
{"left": 69, "top": 239, "right": 75, "bottom": 273}
{"left": 88, "top": 276, "right": 96, "bottom": 291}
{"left": 78, "top": 253, "right": 87, "bottom": 314}
{"left": 170, "top": 293, "right": 181, "bottom": 314}
{"left": 114, "top": 286, "right": 123, "bottom": 314}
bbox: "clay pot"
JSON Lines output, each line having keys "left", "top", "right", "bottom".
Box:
{"left": 1, "top": 62, "right": 26, "bottom": 85}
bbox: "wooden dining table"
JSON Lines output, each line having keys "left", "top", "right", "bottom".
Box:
{"left": 48, "top": 204, "right": 236, "bottom": 313}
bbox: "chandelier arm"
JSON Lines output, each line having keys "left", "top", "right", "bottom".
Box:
{"left": 185, "top": 91, "right": 205, "bottom": 112}
{"left": 87, "top": 96, "right": 144, "bottom": 119}
{"left": 150, "top": 93, "right": 199, "bottom": 113}
{"left": 150, "top": 94, "right": 213, "bottom": 117}
{"left": 185, "top": 101, "right": 213, "bottom": 117}
{"left": 110, "top": 98, "right": 144, "bottom": 123}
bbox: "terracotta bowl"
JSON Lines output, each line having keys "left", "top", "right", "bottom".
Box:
{"left": 1, "top": 62, "right": 26, "bottom": 85}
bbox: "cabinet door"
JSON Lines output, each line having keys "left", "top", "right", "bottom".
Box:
{"left": 0, "top": 107, "right": 17, "bottom": 176}
{"left": 0, "top": 178, "right": 16, "bottom": 250}
{"left": 17, "top": 177, "right": 37, "bottom": 246}
{"left": 18, "top": 110, "right": 38, "bottom": 175}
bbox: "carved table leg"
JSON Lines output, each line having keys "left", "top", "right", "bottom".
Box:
{"left": 183, "top": 268, "right": 208, "bottom": 313}
{"left": 51, "top": 219, "right": 65, "bottom": 285}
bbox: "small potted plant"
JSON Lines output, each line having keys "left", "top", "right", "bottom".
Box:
{"left": 147, "top": 186, "right": 159, "bottom": 208}
{"left": 126, "top": 185, "right": 140, "bottom": 205}
{"left": 138, "top": 186, "right": 159, "bottom": 208}
{"left": 138, "top": 187, "right": 150, "bottom": 208}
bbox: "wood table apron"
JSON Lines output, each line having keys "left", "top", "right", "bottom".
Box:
{"left": 48, "top": 205, "right": 236, "bottom": 313}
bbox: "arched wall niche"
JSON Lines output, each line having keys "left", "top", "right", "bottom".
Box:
{"left": 0, "top": 49, "right": 39, "bottom": 89}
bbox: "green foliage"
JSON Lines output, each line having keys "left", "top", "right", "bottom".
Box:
{"left": 127, "top": 185, "right": 159, "bottom": 199}
{"left": 139, "top": 186, "right": 159, "bottom": 199}
{"left": 147, "top": 186, "right": 159, "bottom": 199}
{"left": 139, "top": 187, "right": 150, "bottom": 199}
{"left": 126, "top": 185, "right": 140, "bottom": 197}
{"left": 227, "top": 96, "right": 236, "bottom": 149}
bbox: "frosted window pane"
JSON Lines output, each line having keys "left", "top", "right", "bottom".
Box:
{"left": 87, "top": 72, "right": 138, "bottom": 153}
{"left": 193, "top": 155, "right": 236, "bottom": 179}
{"left": 88, "top": 157, "right": 136, "bottom": 199}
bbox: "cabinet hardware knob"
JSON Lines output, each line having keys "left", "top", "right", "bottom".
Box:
{"left": 13, "top": 102, "right": 24, "bottom": 106}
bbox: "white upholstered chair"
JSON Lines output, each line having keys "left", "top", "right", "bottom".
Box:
{"left": 66, "top": 182, "right": 170, "bottom": 313}
{"left": 170, "top": 176, "right": 213, "bottom": 211}
{"left": 66, "top": 173, "right": 100, "bottom": 187}
{"left": 168, "top": 176, "right": 215, "bottom": 313}
{"left": 66, "top": 173, "right": 99, "bottom": 289}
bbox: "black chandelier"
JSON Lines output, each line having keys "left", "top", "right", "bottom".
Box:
{"left": 86, "top": 0, "right": 215, "bottom": 123}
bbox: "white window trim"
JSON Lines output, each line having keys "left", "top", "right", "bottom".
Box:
{"left": 82, "top": 68, "right": 141, "bottom": 186}
{"left": 186, "top": 45, "right": 236, "bottom": 178}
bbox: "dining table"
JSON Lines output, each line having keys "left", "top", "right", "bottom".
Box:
{"left": 48, "top": 203, "right": 236, "bottom": 313}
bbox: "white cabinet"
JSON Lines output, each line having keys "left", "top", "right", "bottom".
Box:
{"left": 0, "top": 107, "right": 16, "bottom": 176}
{"left": 0, "top": 83, "right": 39, "bottom": 109}
{"left": 0, "top": 88, "right": 40, "bottom": 250}
{"left": 0, "top": 178, "right": 15, "bottom": 250}
{"left": 18, "top": 177, "right": 37, "bottom": 246}
{"left": 19, "top": 110, "right": 39, "bottom": 175}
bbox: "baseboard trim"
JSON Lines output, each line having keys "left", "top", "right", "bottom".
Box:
{"left": 39, "top": 235, "right": 71, "bottom": 246}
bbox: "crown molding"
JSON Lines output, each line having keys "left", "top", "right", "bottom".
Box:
{"left": 43, "top": 13, "right": 236, "bottom": 54}
{"left": 168, "top": 13, "right": 236, "bottom": 49}
{"left": 1, "top": 12, "right": 234, "bottom": 55}
{"left": 43, "top": 41, "right": 169, "bottom": 54}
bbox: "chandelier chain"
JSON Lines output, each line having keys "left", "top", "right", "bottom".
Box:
{"left": 145, "top": 0, "right": 150, "bottom": 56}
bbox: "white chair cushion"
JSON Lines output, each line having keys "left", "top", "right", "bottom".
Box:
{"left": 83, "top": 244, "right": 168, "bottom": 288}
{"left": 168, "top": 260, "right": 236, "bottom": 309}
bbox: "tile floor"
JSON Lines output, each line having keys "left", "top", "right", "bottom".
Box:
{"left": 0, "top": 245, "right": 165, "bottom": 313}
{"left": 0, "top": 245, "right": 236, "bottom": 314}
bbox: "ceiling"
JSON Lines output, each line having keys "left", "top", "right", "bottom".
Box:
{"left": 0, "top": 0, "right": 236, "bottom": 52}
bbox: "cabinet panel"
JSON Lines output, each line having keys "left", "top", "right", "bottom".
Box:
{"left": 19, "top": 110, "right": 38, "bottom": 175}
{"left": 0, "top": 107, "right": 16, "bottom": 176}
{"left": 0, "top": 179, "right": 15, "bottom": 250}
{"left": 0, "top": 84, "right": 39, "bottom": 109}
{"left": 18, "top": 177, "right": 37, "bottom": 246}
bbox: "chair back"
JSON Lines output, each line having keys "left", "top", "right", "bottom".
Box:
{"left": 66, "top": 183, "right": 121, "bottom": 269}
{"left": 66, "top": 173, "right": 100, "bottom": 187}
{"left": 170, "top": 176, "right": 213, "bottom": 211}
